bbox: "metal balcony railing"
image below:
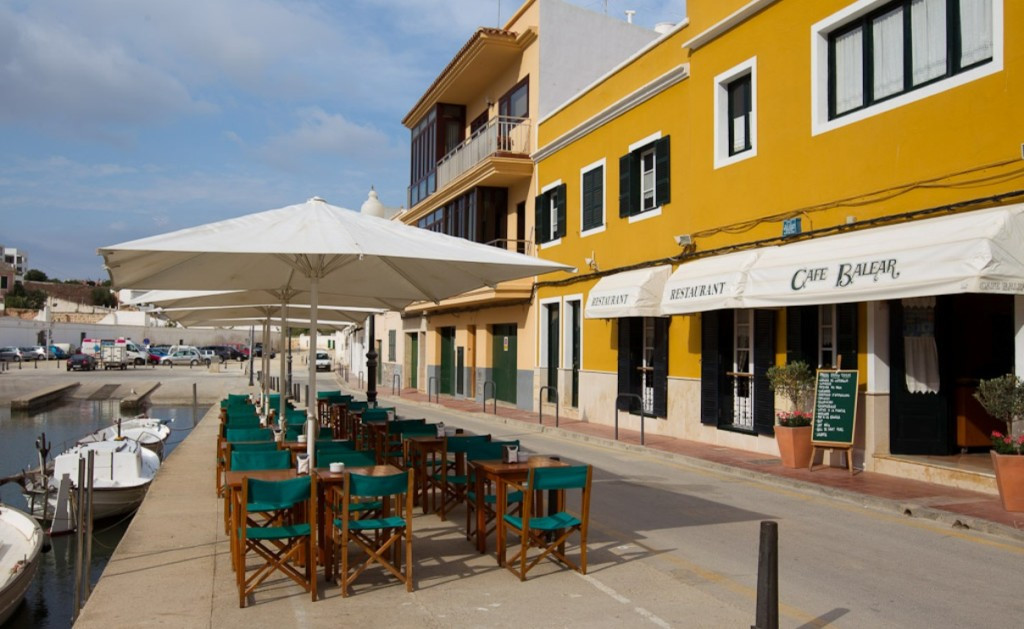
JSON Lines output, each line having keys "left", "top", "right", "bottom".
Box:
{"left": 436, "top": 116, "right": 530, "bottom": 190}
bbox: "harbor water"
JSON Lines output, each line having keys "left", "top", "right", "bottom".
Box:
{"left": 0, "top": 399, "right": 201, "bottom": 628}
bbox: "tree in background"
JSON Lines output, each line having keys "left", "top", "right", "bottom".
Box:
{"left": 90, "top": 287, "right": 118, "bottom": 308}
{"left": 4, "top": 281, "right": 46, "bottom": 309}
{"left": 23, "top": 269, "right": 49, "bottom": 281}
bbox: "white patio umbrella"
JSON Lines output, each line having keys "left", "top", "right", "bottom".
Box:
{"left": 100, "top": 196, "right": 571, "bottom": 465}
{"left": 134, "top": 289, "right": 383, "bottom": 420}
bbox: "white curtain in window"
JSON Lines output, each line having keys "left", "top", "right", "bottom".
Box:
{"left": 873, "top": 7, "right": 904, "bottom": 99}
{"left": 835, "top": 27, "right": 864, "bottom": 114}
{"left": 731, "top": 115, "right": 748, "bottom": 153}
{"left": 903, "top": 297, "right": 939, "bottom": 394}
{"left": 960, "top": 0, "right": 993, "bottom": 67}
{"left": 911, "top": 0, "right": 948, "bottom": 85}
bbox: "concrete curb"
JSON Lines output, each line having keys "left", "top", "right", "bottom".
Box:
{"left": 364, "top": 387, "right": 1024, "bottom": 545}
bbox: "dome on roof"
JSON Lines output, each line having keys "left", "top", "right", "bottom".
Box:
{"left": 360, "top": 187, "right": 386, "bottom": 217}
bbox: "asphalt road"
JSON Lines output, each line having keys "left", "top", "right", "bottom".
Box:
{"left": 375, "top": 394, "right": 1024, "bottom": 628}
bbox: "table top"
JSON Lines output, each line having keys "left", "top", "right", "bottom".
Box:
{"left": 224, "top": 468, "right": 297, "bottom": 488}
{"left": 314, "top": 464, "right": 402, "bottom": 483}
{"left": 470, "top": 456, "right": 568, "bottom": 475}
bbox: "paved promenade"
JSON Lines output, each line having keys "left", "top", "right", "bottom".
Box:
{"left": 65, "top": 372, "right": 1022, "bottom": 626}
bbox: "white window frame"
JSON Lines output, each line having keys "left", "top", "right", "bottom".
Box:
{"left": 627, "top": 131, "right": 663, "bottom": 223}
{"left": 811, "top": 0, "right": 1003, "bottom": 136}
{"left": 579, "top": 159, "right": 606, "bottom": 237}
{"left": 714, "top": 57, "right": 758, "bottom": 169}
{"left": 538, "top": 296, "right": 561, "bottom": 369}
{"left": 539, "top": 179, "right": 562, "bottom": 249}
{"left": 819, "top": 304, "right": 837, "bottom": 369}
{"left": 562, "top": 294, "right": 584, "bottom": 371}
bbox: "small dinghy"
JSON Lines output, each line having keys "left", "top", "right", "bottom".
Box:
{"left": 23, "top": 439, "right": 160, "bottom": 534}
{"left": 0, "top": 505, "right": 43, "bottom": 624}
{"left": 78, "top": 416, "right": 172, "bottom": 460}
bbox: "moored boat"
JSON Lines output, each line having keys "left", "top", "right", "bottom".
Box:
{"left": 77, "top": 416, "right": 172, "bottom": 460}
{"left": 22, "top": 439, "right": 160, "bottom": 534}
{"left": 0, "top": 505, "right": 44, "bottom": 625}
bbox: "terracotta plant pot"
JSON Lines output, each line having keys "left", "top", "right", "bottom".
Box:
{"left": 776, "top": 425, "right": 812, "bottom": 469}
{"left": 991, "top": 450, "right": 1024, "bottom": 512}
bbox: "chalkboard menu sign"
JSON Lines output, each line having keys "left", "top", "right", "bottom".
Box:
{"left": 811, "top": 370, "right": 859, "bottom": 446}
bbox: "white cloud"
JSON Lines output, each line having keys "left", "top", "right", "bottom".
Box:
{"left": 256, "top": 107, "right": 402, "bottom": 170}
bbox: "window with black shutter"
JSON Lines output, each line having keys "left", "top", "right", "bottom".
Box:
{"left": 616, "top": 317, "right": 668, "bottom": 418}
{"left": 534, "top": 183, "right": 567, "bottom": 245}
{"left": 786, "top": 306, "right": 819, "bottom": 367}
{"left": 836, "top": 302, "right": 858, "bottom": 370}
{"left": 701, "top": 310, "right": 734, "bottom": 426}
{"left": 618, "top": 136, "right": 670, "bottom": 218}
{"left": 753, "top": 309, "right": 777, "bottom": 436}
{"left": 581, "top": 164, "right": 604, "bottom": 232}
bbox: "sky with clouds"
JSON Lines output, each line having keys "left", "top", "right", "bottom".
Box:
{"left": 0, "top": 0, "right": 684, "bottom": 281}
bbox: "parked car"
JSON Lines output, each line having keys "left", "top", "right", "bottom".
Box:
{"left": 30, "top": 346, "right": 48, "bottom": 360}
{"left": 19, "top": 347, "right": 43, "bottom": 361}
{"left": 199, "top": 348, "right": 218, "bottom": 363}
{"left": 0, "top": 346, "right": 21, "bottom": 362}
{"left": 48, "top": 345, "right": 69, "bottom": 360}
{"left": 201, "top": 345, "right": 245, "bottom": 362}
{"left": 160, "top": 348, "right": 209, "bottom": 366}
{"left": 252, "top": 343, "right": 276, "bottom": 359}
{"left": 66, "top": 353, "right": 97, "bottom": 371}
{"left": 146, "top": 347, "right": 167, "bottom": 365}
{"left": 315, "top": 351, "right": 332, "bottom": 372}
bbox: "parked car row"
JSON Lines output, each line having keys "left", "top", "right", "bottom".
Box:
{"left": 0, "top": 346, "right": 47, "bottom": 362}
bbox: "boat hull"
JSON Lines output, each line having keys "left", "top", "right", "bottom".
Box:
{"left": 0, "top": 506, "right": 44, "bottom": 625}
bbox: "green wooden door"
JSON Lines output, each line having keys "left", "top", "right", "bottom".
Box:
{"left": 492, "top": 324, "right": 517, "bottom": 404}
{"left": 440, "top": 327, "right": 455, "bottom": 395}
{"left": 409, "top": 333, "right": 418, "bottom": 389}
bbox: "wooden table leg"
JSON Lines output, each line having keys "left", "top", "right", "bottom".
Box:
{"left": 496, "top": 475, "right": 507, "bottom": 566}
{"left": 475, "top": 470, "right": 486, "bottom": 554}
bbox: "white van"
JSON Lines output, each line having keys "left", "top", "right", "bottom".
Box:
{"left": 82, "top": 338, "right": 148, "bottom": 365}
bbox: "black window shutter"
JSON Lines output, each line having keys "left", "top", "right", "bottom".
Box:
{"left": 655, "top": 136, "right": 671, "bottom": 206}
{"left": 837, "top": 302, "right": 858, "bottom": 370}
{"left": 786, "top": 306, "right": 818, "bottom": 367}
{"left": 534, "top": 192, "right": 548, "bottom": 244}
{"left": 556, "top": 183, "right": 567, "bottom": 239}
{"left": 618, "top": 154, "right": 632, "bottom": 218}
{"left": 652, "top": 318, "right": 669, "bottom": 418}
{"left": 582, "top": 167, "right": 602, "bottom": 230}
{"left": 701, "top": 311, "right": 721, "bottom": 425}
{"left": 753, "top": 309, "right": 777, "bottom": 436}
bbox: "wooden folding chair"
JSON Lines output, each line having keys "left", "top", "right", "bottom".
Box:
{"left": 501, "top": 465, "right": 592, "bottom": 580}
{"left": 334, "top": 469, "right": 414, "bottom": 596}
{"left": 236, "top": 475, "right": 317, "bottom": 607}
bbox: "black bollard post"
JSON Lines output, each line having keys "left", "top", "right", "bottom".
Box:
{"left": 752, "top": 521, "right": 779, "bottom": 629}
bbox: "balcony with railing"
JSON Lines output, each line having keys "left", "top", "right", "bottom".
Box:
{"left": 436, "top": 115, "right": 531, "bottom": 190}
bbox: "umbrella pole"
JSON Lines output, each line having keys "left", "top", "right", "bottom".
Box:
{"left": 279, "top": 299, "right": 288, "bottom": 425}
{"left": 262, "top": 320, "right": 271, "bottom": 421}
{"left": 307, "top": 277, "right": 318, "bottom": 468}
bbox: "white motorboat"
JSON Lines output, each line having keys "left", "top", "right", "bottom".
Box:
{"left": 23, "top": 439, "right": 160, "bottom": 534}
{"left": 77, "top": 416, "right": 172, "bottom": 460}
{"left": 0, "top": 505, "right": 43, "bottom": 625}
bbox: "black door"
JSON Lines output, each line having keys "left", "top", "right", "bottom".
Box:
{"left": 889, "top": 298, "right": 952, "bottom": 454}
{"left": 545, "top": 303, "right": 559, "bottom": 403}
{"left": 440, "top": 327, "right": 455, "bottom": 395}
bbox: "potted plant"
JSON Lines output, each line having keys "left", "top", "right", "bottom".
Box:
{"left": 974, "top": 374, "right": 1024, "bottom": 511}
{"left": 767, "top": 360, "right": 815, "bottom": 468}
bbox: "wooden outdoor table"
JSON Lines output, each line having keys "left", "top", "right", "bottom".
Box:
{"left": 470, "top": 456, "right": 568, "bottom": 563}
{"left": 315, "top": 464, "right": 402, "bottom": 580}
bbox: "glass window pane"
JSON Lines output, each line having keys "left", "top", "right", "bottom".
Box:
{"left": 911, "top": 0, "right": 947, "bottom": 85}
{"left": 872, "top": 7, "right": 904, "bottom": 99}
{"left": 834, "top": 27, "right": 864, "bottom": 114}
{"left": 959, "top": 0, "right": 993, "bottom": 66}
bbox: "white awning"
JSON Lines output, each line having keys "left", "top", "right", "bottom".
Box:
{"left": 661, "top": 250, "right": 759, "bottom": 315}
{"left": 743, "top": 205, "right": 1024, "bottom": 307}
{"left": 585, "top": 265, "right": 671, "bottom": 319}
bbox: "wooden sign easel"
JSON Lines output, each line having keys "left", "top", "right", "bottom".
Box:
{"left": 809, "top": 362, "right": 858, "bottom": 476}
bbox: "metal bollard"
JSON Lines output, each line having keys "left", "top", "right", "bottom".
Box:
{"left": 752, "top": 521, "right": 779, "bottom": 629}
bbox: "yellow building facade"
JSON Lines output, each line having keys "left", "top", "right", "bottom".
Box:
{"left": 536, "top": 0, "right": 1023, "bottom": 490}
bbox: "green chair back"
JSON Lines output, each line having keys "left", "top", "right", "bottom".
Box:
{"left": 347, "top": 401, "right": 369, "bottom": 413}
{"left": 285, "top": 425, "right": 335, "bottom": 441}
{"left": 532, "top": 465, "right": 589, "bottom": 490}
{"left": 348, "top": 471, "right": 408, "bottom": 498}
{"left": 231, "top": 450, "right": 291, "bottom": 471}
{"left": 225, "top": 427, "right": 274, "bottom": 442}
{"left": 400, "top": 425, "right": 438, "bottom": 440}
{"left": 318, "top": 450, "right": 376, "bottom": 467}
{"left": 466, "top": 441, "right": 519, "bottom": 462}
{"left": 362, "top": 408, "right": 391, "bottom": 422}
{"left": 316, "top": 439, "right": 355, "bottom": 452}
{"left": 387, "top": 419, "right": 426, "bottom": 434}
{"left": 246, "top": 476, "right": 310, "bottom": 508}
{"left": 446, "top": 434, "right": 489, "bottom": 454}
{"left": 318, "top": 389, "right": 341, "bottom": 399}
